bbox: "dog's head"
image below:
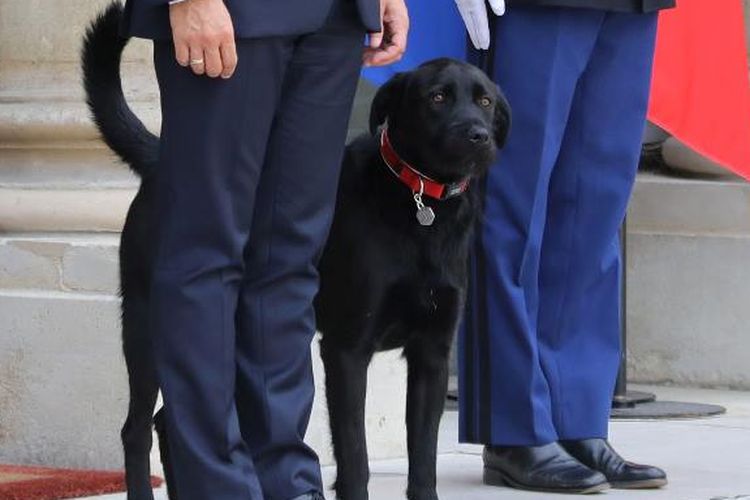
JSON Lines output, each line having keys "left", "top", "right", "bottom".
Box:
{"left": 369, "top": 58, "right": 511, "bottom": 182}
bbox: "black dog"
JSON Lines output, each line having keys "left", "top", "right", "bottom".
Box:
{"left": 82, "top": 4, "right": 510, "bottom": 500}
{"left": 316, "top": 61, "right": 509, "bottom": 500}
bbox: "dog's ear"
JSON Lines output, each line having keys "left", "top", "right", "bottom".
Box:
{"left": 493, "top": 85, "right": 512, "bottom": 148}
{"left": 369, "top": 72, "right": 408, "bottom": 135}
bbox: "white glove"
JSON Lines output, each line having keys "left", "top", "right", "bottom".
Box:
{"left": 454, "top": 0, "right": 506, "bottom": 50}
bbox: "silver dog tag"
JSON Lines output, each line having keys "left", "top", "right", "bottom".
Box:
{"left": 413, "top": 184, "right": 435, "bottom": 226}
{"left": 416, "top": 205, "right": 436, "bottom": 226}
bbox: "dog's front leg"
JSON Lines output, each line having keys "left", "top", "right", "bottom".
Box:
{"left": 404, "top": 337, "right": 450, "bottom": 500}
{"left": 321, "top": 337, "right": 372, "bottom": 500}
{"left": 121, "top": 295, "right": 160, "bottom": 500}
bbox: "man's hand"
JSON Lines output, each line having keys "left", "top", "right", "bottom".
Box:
{"left": 169, "top": 0, "right": 237, "bottom": 78}
{"left": 363, "top": 0, "right": 409, "bottom": 67}
{"left": 455, "top": 0, "right": 505, "bottom": 50}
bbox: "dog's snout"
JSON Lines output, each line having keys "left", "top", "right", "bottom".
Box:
{"left": 467, "top": 126, "right": 490, "bottom": 145}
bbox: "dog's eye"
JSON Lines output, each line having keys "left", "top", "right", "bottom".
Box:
{"left": 478, "top": 96, "right": 493, "bottom": 108}
{"left": 431, "top": 92, "right": 446, "bottom": 103}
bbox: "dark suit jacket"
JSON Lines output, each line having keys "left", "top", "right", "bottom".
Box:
{"left": 121, "top": 0, "right": 381, "bottom": 40}
{"left": 506, "top": 0, "right": 675, "bottom": 12}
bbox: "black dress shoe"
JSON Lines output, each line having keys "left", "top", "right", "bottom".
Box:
{"left": 560, "top": 438, "right": 667, "bottom": 489}
{"left": 483, "top": 442, "right": 610, "bottom": 494}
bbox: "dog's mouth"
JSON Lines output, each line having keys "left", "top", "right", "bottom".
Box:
{"left": 432, "top": 125, "right": 497, "bottom": 176}
{"left": 433, "top": 145, "right": 496, "bottom": 181}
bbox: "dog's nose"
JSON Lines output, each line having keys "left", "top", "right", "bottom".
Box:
{"left": 468, "top": 126, "right": 490, "bottom": 145}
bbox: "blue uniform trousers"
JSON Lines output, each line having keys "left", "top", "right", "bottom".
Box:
{"left": 149, "top": 2, "right": 364, "bottom": 498}
{"left": 459, "top": 7, "right": 658, "bottom": 446}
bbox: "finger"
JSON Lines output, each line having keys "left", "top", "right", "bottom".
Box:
{"left": 362, "top": 47, "right": 383, "bottom": 67}
{"left": 455, "top": 2, "right": 482, "bottom": 49}
{"left": 174, "top": 40, "right": 190, "bottom": 67}
{"left": 470, "top": 8, "right": 490, "bottom": 50}
{"left": 488, "top": 0, "right": 506, "bottom": 16}
{"left": 390, "top": 26, "right": 408, "bottom": 55}
{"left": 189, "top": 45, "right": 205, "bottom": 75}
{"left": 363, "top": 46, "right": 381, "bottom": 66}
{"left": 220, "top": 41, "right": 238, "bottom": 79}
{"left": 364, "top": 42, "right": 401, "bottom": 67}
{"left": 381, "top": 19, "right": 408, "bottom": 61}
{"left": 371, "top": 41, "right": 404, "bottom": 67}
{"left": 368, "top": 30, "right": 383, "bottom": 49}
{"left": 467, "top": 28, "right": 482, "bottom": 50}
{"left": 204, "top": 45, "right": 222, "bottom": 78}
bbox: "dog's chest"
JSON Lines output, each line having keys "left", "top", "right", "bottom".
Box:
{"left": 376, "top": 276, "right": 463, "bottom": 351}
{"left": 372, "top": 233, "right": 468, "bottom": 344}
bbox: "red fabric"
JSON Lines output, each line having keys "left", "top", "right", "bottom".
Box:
{"left": 0, "top": 464, "right": 162, "bottom": 500}
{"left": 648, "top": 0, "right": 750, "bottom": 180}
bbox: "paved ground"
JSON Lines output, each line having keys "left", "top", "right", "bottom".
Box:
{"left": 88, "top": 385, "right": 750, "bottom": 500}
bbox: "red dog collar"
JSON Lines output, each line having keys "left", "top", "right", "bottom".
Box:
{"left": 379, "top": 129, "right": 470, "bottom": 201}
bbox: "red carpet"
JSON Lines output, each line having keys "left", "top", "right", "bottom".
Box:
{"left": 0, "top": 464, "right": 162, "bottom": 500}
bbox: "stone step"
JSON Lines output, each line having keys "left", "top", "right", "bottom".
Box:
{"left": 0, "top": 184, "right": 133, "bottom": 232}
{"left": 0, "top": 59, "right": 153, "bottom": 233}
{"left": 0, "top": 148, "right": 137, "bottom": 190}
{"left": 626, "top": 173, "right": 750, "bottom": 390}
{"left": 0, "top": 148, "right": 137, "bottom": 232}
{"left": 628, "top": 172, "right": 750, "bottom": 235}
{"left": 1, "top": 60, "right": 161, "bottom": 149}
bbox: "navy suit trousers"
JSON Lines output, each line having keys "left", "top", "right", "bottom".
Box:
{"left": 149, "top": 2, "right": 364, "bottom": 498}
{"left": 459, "top": 7, "right": 658, "bottom": 446}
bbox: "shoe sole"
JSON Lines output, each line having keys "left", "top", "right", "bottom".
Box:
{"left": 484, "top": 467, "right": 611, "bottom": 495}
{"left": 611, "top": 478, "right": 668, "bottom": 489}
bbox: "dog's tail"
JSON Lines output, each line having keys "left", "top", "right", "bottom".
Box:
{"left": 82, "top": 2, "right": 159, "bottom": 178}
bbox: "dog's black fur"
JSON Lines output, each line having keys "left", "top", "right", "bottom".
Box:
{"left": 82, "top": 4, "right": 510, "bottom": 500}
{"left": 315, "top": 63, "right": 510, "bottom": 500}
{"left": 82, "top": 5, "right": 170, "bottom": 500}
{"left": 317, "top": 62, "right": 509, "bottom": 500}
